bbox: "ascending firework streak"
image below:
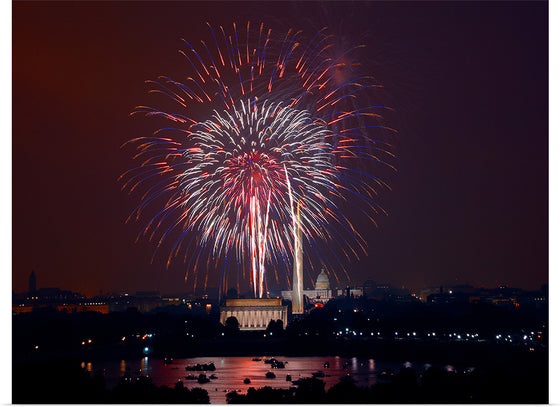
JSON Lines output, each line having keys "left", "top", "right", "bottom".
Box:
{"left": 121, "top": 22, "right": 395, "bottom": 298}
{"left": 250, "top": 190, "right": 271, "bottom": 298}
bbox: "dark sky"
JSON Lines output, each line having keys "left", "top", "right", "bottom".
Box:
{"left": 13, "top": 1, "right": 548, "bottom": 296}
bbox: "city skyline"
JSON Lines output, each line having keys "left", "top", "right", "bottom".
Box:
{"left": 13, "top": 268, "right": 548, "bottom": 301}
{"left": 13, "top": 2, "right": 547, "bottom": 297}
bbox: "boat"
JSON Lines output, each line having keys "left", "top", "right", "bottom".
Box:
{"left": 243, "top": 378, "right": 251, "bottom": 384}
{"left": 323, "top": 361, "right": 330, "bottom": 368}
{"left": 271, "top": 360, "right": 285, "bottom": 369}
{"left": 185, "top": 374, "right": 197, "bottom": 380}
{"left": 312, "top": 371, "right": 325, "bottom": 378}
{"left": 209, "top": 374, "right": 218, "bottom": 379}
{"left": 185, "top": 362, "right": 216, "bottom": 371}
{"left": 265, "top": 371, "right": 276, "bottom": 379}
{"left": 197, "top": 374, "right": 210, "bottom": 384}
{"left": 263, "top": 358, "right": 276, "bottom": 364}
{"left": 164, "top": 357, "right": 174, "bottom": 364}
{"left": 252, "top": 357, "right": 262, "bottom": 361}
{"left": 285, "top": 374, "right": 292, "bottom": 381}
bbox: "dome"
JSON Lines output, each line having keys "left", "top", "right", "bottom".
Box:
{"left": 315, "top": 269, "right": 330, "bottom": 290}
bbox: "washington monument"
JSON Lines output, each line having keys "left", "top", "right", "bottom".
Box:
{"left": 292, "top": 203, "right": 304, "bottom": 314}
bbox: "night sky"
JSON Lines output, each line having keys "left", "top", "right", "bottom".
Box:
{"left": 12, "top": 1, "right": 548, "bottom": 297}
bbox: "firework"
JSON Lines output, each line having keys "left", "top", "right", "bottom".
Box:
{"left": 121, "top": 22, "right": 395, "bottom": 298}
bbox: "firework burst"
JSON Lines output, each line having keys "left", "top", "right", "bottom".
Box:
{"left": 121, "top": 22, "right": 396, "bottom": 297}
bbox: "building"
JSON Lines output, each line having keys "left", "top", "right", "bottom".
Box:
{"left": 12, "top": 303, "right": 109, "bottom": 314}
{"left": 316, "top": 269, "right": 330, "bottom": 289}
{"left": 343, "top": 286, "right": 364, "bottom": 298}
{"left": 362, "top": 280, "right": 377, "bottom": 297}
{"left": 304, "top": 269, "right": 334, "bottom": 303}
{"left": 133, "top": 291, "right": 162, "bottom": 313}
{"left": 219, "top": 298, "right": 288, "bottom": 330}
{"left": 281, "top": 268, "right": 334, "bottom": 304}
{"left": 363, "top": 281, "right": 391, "bottom": 300}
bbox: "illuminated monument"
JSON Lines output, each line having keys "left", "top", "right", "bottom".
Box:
{"left": 292, "top": 204, "right": 304, "bottom": 314}
{"left": 220, "top": 298, "right": 288, "bottom": 330}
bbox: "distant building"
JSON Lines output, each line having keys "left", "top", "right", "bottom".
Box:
{"left": 26, "top": 287, "right": 86, "bottom": 302}
{"left": 427, "top": 292, "right": 457, "bottom": 304}
{"left": 362, "top": 280, "right": 377, "bottom": 297}
{"left": 419, "top": 287, "right": 442, "bottom": 302}
{"left": 12, "top": 284, "right": 108, "bottom": 315}
{"left": 281, "top": 268, "right": 334, "bottom": 305}
{"left": 386, "top": 288, "right": 417, "bottom": 303}
{"left": 342, "top": 286, "right": 363, "bottom": 298}
{"left": 133, "top": 291, "right": 162, "bottom": 313}
{"left": 220, "top": 298, "right": 288, "bottom": 330}
{"left": 56, "top": 303, "right": 109, "bottom": 314}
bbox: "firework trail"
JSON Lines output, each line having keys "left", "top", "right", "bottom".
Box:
{"left": 121, "top": 22, "right": 396, "bottom": 298}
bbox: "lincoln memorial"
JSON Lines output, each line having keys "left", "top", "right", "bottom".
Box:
{"left": 219, "top": 298, "right": 288, "bottom": 330}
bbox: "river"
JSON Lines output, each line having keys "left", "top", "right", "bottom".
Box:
{"left": 84, "top": 356, "right": 453, "bottom": 404}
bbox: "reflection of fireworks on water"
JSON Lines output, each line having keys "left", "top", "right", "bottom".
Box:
{"left": 121, "top": 22, "right": 396, "bottom": 297}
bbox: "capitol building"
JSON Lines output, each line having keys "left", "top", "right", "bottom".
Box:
{"left": 281, "top": 268, "right": 333, "bottom": 304}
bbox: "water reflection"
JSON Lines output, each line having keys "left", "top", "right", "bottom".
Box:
{"left": 90, "top": 356, "right": 443, "bottom": 404}
{"left": 140, "top": 356, "right": 151, "bottom": 375}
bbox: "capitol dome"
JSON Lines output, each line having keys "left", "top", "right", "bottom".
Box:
{"left": 315, "top": 269, "right": 330, "bottom": 289}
